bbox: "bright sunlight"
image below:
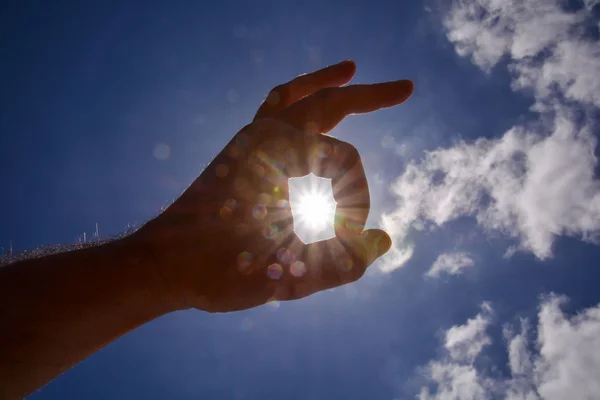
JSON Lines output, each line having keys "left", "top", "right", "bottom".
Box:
{"left": 296, "top": 190, "right": 335, "bottom": 231}
{"left": 289, "top": 174, "right": 336, "bottom": 243}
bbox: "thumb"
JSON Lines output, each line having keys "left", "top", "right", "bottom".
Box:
{"left": 344, "top": 228, "right": 392, "bottom": 267}
{"left": 284, "top": 229, "right": 393, "bottom": 298}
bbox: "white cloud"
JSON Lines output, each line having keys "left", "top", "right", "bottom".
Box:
{"left": 379, "top": 0, "right": 600, "bottom": 271}
{"left": 445, "top": 0, "right": 578, "bottom": 66}
{"left": 382, "top": 112, "right": 600, "bottom": 262}
{"left": 379, "top": 245, "right": 414, "bottom": 273}
{"left": 444, "top": 0, "right": 599, "bottom": 109}
{"left": 511, "top": 40, "right": 600, "bottom": 111}
{"left": 534, "top": 296, "right": 600, "bottom": 399}
{"left": 427, "top": 252, "right": 475, "bottom": 277}
{"left": 444, "top": 302, "right": 492, "bottom": 362}
{"left": 419, "top": 363, "right": 488, "bottom": 400}
{"left": 418, "top": 303, "right": 494, "bottom": 400}
{"left": 505, "top": 320, "right": 532, "bottom": 376}
{"left": 416, "top": 296, "right": 600, "bottom": 399}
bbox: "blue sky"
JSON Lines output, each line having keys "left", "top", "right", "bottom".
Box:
{"left": 2, "top": 1, "right": 600, "bottom": 399}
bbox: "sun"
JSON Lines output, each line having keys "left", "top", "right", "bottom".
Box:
{"left": 288, "top": 175, "right": 337, "bottom": 240}
{"left": 295, "top": 189, "right": 336, "bottom": 231}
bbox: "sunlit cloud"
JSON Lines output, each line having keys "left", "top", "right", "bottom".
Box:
{"left": 444, "top": 0, "right": 600, "bottom": 111}
{"left": 416, "top": 295, "right": 600, "bottom": 400}
{"left": 153, "top": 143, "right": 171, "bottom": 160}
{"left": 379, "top": 0, "right": 600, "bottom": 272}
{"left": 418, "top": 303, "right": 493, "bottom": 399}
{"left": 427, "top": 252, "right": 475, "bottom": 278}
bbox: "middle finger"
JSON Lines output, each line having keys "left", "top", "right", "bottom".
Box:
{"left": 279, "top": 80, "right": 414, "bottom": 134}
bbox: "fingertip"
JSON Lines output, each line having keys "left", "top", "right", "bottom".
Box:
{"left": 395, "top": 79, "right": 414, "bottom": 102}
{"left": 341, "top": 59, "right": 357, "bottom": 73}
{"left": 373, "top": 80, "right": 414, "bottom": 109}
{"left": 362, "top": 229, "right": 392, "bottom": 258}
{"left": 376, "top": 231, "right": 392, "bottom": 256}
{"left": 402, "top": 79, "right": 414, "bottom": 91}
{"left": 337, "top": 60, "right": 357, "bottom": 82}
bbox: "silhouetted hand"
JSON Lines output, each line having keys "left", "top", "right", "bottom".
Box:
{"left": 132, "top": 60, "right": 414, "bottom": 312}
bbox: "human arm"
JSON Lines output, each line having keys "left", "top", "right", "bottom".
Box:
{"left": 0, "top": 60, "right": 413, "bottom": 399}
{"left": 0, "top": 238, "right": 169, "bottom": 399}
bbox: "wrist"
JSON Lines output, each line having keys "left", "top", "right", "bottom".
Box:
{"left": 107, "top": 235, "right": 183, "bottom": 315}
{"left": 123, "top": 228, "right": 195, "bottom": 313}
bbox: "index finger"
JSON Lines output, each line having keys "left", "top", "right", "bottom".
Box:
{"left": 280, "top": 80, "right": 414, "bottom": 134}
{"left": 254, "top": 60, "right": 357, "bottom": 120}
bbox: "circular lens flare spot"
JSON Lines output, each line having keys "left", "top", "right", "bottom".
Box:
{"left": 339, "top": 257, "right": 354, "bottom": 272}
{"left": 225, "top": 198, "right": 237, "bottom": 209}
{"left": 276, "top": 248, "right": 296, "bottom": 264}
{"left": 381, "top": 135, "right": 395, "bottom": 148}
{"left": 267, "top": 263, "right": 283, "bottom": 280}
{"left": 153, "top": 143, "right": 171, "bottom": 160}
{"left": 316, "top": 142, "right": 332, "bottom": 158}
{"left": 266, "top": 297, "right": 280, "bottom": 309}
{"left": 219, "top": 207, "right": 232, "bottom": 220}
{"left": 237, "top": 251, "right": 253, "bottom": 273}
{"left": 290, "top": 261, "right": 307, "bottom": 277}
{"left": 257, "top": 193, "right": 272, "bottom": 205}
{"left": 216, "top": 164, "right": 229, "bottom": 178}
{"left": 262, "top": 224, "right": 279, "bottom": 239}
{"left": 252, "top": 204, "right": 268, "bottom": 220}
{"left": 276, "top": 199, "right": 289, "bottom": 208}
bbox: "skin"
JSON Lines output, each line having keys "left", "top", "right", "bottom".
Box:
{"left": 0, "top": 60, "right": 413, "bottom": 399}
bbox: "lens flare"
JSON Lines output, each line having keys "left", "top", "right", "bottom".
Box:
{"left": 276, "top": 247, "right": 296, "bottom": 264}
{"left": 290, "top": 261, "right": 307, "bottom": 277}
{"left": 267, "top": 263, "right": 284, "bottom": 280}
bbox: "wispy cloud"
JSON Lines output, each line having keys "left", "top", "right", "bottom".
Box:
{"left": 417, "top": 296, "right": 600, "bottom": 399}
{"left": 445, "top": 0, "right": 600, "bottom": 111}
{"left": 427, "top": 252, "right": 475, "bottom": 278}
{"left": 418, "top": 303, "right": 494, "bottom": 399}
{"left": 380, "top": 0, "right": 600, "bottom": 271}
{"left": 385, "top": 111, "right": 600, "bottom": 261}
{"left": 444, "top": 302, "right": 492, "bottom": 362}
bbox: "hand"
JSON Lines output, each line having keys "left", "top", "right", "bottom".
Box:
{"left": 132, "top": 60, "right": 414, "bottom": 312}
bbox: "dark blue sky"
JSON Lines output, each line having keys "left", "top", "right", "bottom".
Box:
{"left": 2, "top": 1, "right": 599, "bottom": 399}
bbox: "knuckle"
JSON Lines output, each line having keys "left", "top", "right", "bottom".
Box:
{"left": 348, "top": 266, "right": 366, "bottom": 283}
{"left": 269, "top": 84, "right": 290, "bottom": 105}
{"left": 315, "top": 87, "right": 335, "bottom": 102}
{"left": 337, "top": 140, "right": 360, "bottom": 160}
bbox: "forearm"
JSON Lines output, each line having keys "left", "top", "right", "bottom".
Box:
{"left": 0, "top": 237, "right": 172, "bottom": 399}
